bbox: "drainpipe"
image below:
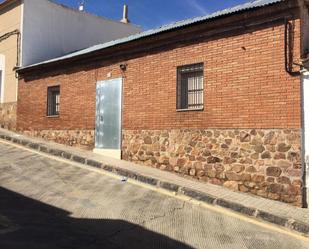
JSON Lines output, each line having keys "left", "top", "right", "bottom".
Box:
{"left": 284, "top": 19, "right": 301, "bottom": 76}
{"left": 285, "top": 17, "right": 305, "bottom": 206}
{"left": 301, "top": 66, "right": 309, "bottom": 208}
{"left": 0, "top": 29, "right": 21, "bottom": 76}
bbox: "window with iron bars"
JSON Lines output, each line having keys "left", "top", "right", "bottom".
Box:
{"left": 177, "top": 63, "right": 204, "bottom": 111}
{"left": 47, "top": 86, "right": 60, "bottom": 116}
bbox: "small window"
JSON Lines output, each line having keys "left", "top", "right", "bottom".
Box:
{"left": 177, "top": 63, "right": 204, "bottom": 111}
{"left": 47, "top": 86, "right": 60, "bottom": 116}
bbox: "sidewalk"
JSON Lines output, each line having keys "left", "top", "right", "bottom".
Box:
{"left": 0, "top": 128, "right": 308, "bottom": 236}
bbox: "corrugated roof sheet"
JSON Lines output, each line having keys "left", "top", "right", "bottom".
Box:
{"left": 20, "top": 0, "right": 284, "bottom": 71}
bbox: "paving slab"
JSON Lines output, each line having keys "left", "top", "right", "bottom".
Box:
{"left": 1, "top": 143, "right": 309, "bottom": 248}
{"left": 0, "top": 128, "right": 309, "bottom": 236}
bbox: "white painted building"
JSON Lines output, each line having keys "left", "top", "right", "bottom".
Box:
{"left": 301, "top": 64, "right": 309, "bottom": 207}
{"left": 21, "top": 0, "right": 140, "bottom": 66}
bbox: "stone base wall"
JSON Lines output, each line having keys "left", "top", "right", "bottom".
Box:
{"left": 22, "top": 130, "right": 95, "bottom": 150}
{"left": 0, "top": 102, "right": 17, "bottom": 130}
{"left": 123, "top": 129, "right": 303, "bottom": 206}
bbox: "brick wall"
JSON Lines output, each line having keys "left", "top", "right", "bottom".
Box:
{"left": 17, "top": 3, "right": 304, "bottom": 205}
{"left": 18, "top": 18, "right": 302, "bottom": 131}
{"left": 121, "top": 23, "right": 301, "bottom": 130}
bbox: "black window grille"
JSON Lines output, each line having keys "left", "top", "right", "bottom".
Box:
{"left": 177, "top": 63, "right": 204, "bottom": 110}
{"left": 47, "top": 86, "right": 60, "bottom": 116}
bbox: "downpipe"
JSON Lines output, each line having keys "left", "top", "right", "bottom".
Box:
{"left": 0, "top": 29, "right": 21, "bottom": 77}
{"left": 284, "top": 20, "right": 300, "bottom": 76}
{"left": 284, "top": 19, "right": 306, "bottom": 207}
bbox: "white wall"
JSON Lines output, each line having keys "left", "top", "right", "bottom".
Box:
{"left": 301, "top": 2, "right": 309, "bottom": 55}
{"left": 302, "top": 71, "right": 309, "bottom": 202}
{"left": 0, "top": 54, "right": 5, "bottom": 103}
{"left": 304, "top": 73, "right": 309, "bottom": 158}
{"left": 21, "top": 0, "right": 140, "bottom": 66}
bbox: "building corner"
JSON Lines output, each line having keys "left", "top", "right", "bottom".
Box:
{"left": 301, "top": 68, "right": 309, "bottom": 208}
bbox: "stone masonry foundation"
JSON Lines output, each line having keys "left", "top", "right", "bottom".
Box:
{"left": 0, "top": 102, "right": 16, "bottom": 130}
{"left": 22, "top": 130, "right": 95, "bottom": 150}
{"left": 122, "top": 129, "right": 302, "bottom": 206}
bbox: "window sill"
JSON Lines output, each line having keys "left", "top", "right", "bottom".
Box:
{"left": 46, "top": 115, "right": 60, "bottom": 118}
{"left": 176, "top": 108, "right": 204, "bottom": 112}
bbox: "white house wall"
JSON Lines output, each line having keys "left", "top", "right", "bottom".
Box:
{"left": 21, "top": 0, "right": 140, "bottom": 66}
{"left": 302, "top": 72, "right": 309, "bottom": 205}
{"left": 301, "top": 1, "right": 309, "bottom": 206}
{"left": 300, "top": 0, "right": 309, "bottom": 55}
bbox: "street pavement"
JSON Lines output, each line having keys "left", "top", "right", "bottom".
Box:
{"left": 0, "top": 141, "right": 308, "bottom": 249}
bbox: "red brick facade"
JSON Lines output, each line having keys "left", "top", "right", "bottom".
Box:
{"left": 18, "top": 23, "right": 302, "bottom": 130}
{"left": 17, "top": 3, "right": 302, "bottom": 131}
{"left": 17, "top": 1, "right": 306, "bottom": 206}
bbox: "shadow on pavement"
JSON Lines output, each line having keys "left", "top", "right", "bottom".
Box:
{"left": 0, "top": 187, "right": 194, "bottom": 249}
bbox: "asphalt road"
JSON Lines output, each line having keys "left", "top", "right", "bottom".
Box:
{"left": 0, "top": 141, "right": 308, "bottom": 249}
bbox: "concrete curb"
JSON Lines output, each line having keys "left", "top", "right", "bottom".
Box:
{"left": 1, "top": 133, "right": 309, "bottom": 236}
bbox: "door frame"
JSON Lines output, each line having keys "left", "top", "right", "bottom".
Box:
{"left": 93, "top": 77, "right": 123, "bottom": 159}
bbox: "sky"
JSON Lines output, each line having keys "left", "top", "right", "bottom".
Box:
{"left": 57, "top": 0, "right": 249, "bottom": 30}
{"left": 1, "top": 0, "right": 250, "bottom": 30}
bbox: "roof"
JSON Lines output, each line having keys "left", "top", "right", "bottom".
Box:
{"left": 0, "top": 0, "right": 20, "bottom": 10}
{"left": 19, "top": 0, "right": 285, "bottom": 72}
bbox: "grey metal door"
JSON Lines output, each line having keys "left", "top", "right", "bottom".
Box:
{"left": 95, "top": 78, "right": 122, "bottom": 150}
